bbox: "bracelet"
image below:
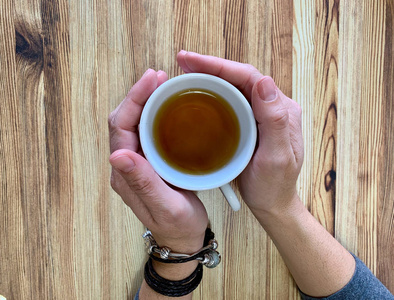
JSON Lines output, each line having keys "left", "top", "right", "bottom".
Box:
{"left": 144, "top": 257, "right": 203, "bottom": 297}
{"left": 142, "top": 228, "right": 221, "bottom": 268}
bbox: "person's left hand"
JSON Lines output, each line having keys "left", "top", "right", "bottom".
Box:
{"left": 108, "top": 69, "right": 208, "bottom": 253}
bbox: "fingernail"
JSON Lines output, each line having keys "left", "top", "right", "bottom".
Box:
{"left": 186, "top": 51, "right": 197, "bottom": 56}
{"left": 179, "top": 49, "right": 187, "bottom": 55}
{"left": 111, "top": 155, "right": 135, "bottom": 173}
{"left": 143, "top": 68, "right": 154, "bottom": 77}
{"left": 257, "top": 77, "right": 278, "bottom": 102}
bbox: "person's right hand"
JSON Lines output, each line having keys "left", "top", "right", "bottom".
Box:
{"left": 178, "top": 52, "right": 363, "bottom": 299}
{"left": 177, "top": 50, "right": 304, "bottom": 216}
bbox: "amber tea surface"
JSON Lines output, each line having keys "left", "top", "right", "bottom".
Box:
{"left": 153, "top": 89, "right": 240, "bottom": 174}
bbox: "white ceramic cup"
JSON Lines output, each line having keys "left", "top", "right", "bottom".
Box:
{"left": 139, "top": 73, "right": 257, "bottom": 211}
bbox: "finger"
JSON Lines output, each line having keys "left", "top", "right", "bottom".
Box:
{"left": 157, "top": 70, "right": 168, "bottom": 87}
{"left": 113, "top": 69, "right": 158, "bottom": 132}
{"left": 108, "top": 69, "right": 158, "bottom": 153}
{"left": 252, "top": 76, "right": 292, "bottom": 157}
{"left": 177, "top": 50, "right": 262, "bottom": 99}
{"left": 110, "top": 167, "right": 153, "bottom": 222}
{"left": 109, "top": 149, "right": 176, "bottom": 222}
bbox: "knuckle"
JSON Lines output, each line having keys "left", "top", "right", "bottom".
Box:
{"left": 108, "top": 111, "right": 118, "bottom": 129}
{"left": 167, "top": 203, "right": 187, "bottom": 220}
{"left": 263, "top": 153, "right": 293, "bottom": 175}
{"left": 129, "top": 174, "right": 153, "bottom": 195}
{"left": 269, "top": 106, "right": 289, "bottom": 129}
{"left": 110, "top": 171, "right": 121, "bottom": 192}
{"left": 272, "top": 155, "right": 292, "bottom": 170}
{"left": 164, "top": 208, "right": 191, "bottom": 229}
{"left": 163, "top": 210, "right": 182, "bottom": 226}
{"left": 293, "top": 102, "right": 302, "bottom": 117}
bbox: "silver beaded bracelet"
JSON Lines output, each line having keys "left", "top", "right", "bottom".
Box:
{"left": 142, "top": 229, "right": 221, "bottom": 268}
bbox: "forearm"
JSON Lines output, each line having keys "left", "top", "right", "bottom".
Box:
{"left": 253, "top": 195, "right": 355, "bottom": 298}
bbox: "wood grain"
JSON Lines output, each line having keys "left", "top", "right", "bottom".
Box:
{"left": 380, "top": 0, "right": 394, "bottom": 289}
{"left": 336, "top": 0, "right": 363, "bottom": 253}
{"left": 269, "top": 1, "right": 295, "bottom": 299}
{"left": 356, "top": 0, "right": 385, "bottom": 274}
{"left": 0, "top": 0, "right": 393, "bottom": 299}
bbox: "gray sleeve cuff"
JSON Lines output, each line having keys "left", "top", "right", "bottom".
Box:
{"left": 300, "top": 253, "right": 394, "bottom": 299}
{"left": 134, "top": 288, "right": 140, "bottom": 300}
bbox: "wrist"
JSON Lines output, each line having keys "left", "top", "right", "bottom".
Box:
{"left": 152, "top": 232, "right": 206, "bottom": 254}
{"left": 251, "top": 194, "right": 304, "bottom": 229}
{"left": 141, "top": 228, "right": 215, "bottom": 298}
{"left": 146, "top": 231, "right": 206, "bottom": 281}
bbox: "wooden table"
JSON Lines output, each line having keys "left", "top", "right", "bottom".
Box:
{"left": 1, "top": 0, "right": 393, "bottom": 299}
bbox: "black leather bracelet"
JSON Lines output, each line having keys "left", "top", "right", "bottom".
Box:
{"left": 144, "top": 257, "right": 203, "bottom": 297}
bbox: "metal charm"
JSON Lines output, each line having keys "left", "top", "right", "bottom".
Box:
{"left": 199, "top": 250, "right": 221, "bottom": 268}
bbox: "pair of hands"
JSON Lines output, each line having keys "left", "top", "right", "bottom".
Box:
{"left": 108, "top": 50, "right": 304, "bottom": 252}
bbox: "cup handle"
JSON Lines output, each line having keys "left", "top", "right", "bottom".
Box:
{"left": 219, "top": 183, "right": 241, "bottom": 211}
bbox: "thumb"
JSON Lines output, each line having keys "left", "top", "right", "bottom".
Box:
{"left": 252, "top": 76, "right": 291, "bottom": 155}
{"left": 109, "top": 149, "right": 172, "bottom": 209}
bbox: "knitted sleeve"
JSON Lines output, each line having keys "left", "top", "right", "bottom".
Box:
{"left": 300, "top": 253, "right": 394, "bottom": 300}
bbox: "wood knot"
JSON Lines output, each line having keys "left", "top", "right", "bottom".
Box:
{"left": 324, "top": 169, "right": 336, "bottom": 192}
{"left": 15, "top": 25, "right": 43, "bottom": 64}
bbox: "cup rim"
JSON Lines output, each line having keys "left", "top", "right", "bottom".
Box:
{"left": 139, "top": 73, "right": 257, "bottom": 190}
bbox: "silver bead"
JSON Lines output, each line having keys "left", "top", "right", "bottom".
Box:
{"left": 209, "top": 239, "right": 218, "bottom": 250}
{"left": 159, "top": 247, "right": 172, "bottom": 259}
{"left": 201, "top": 250, "right": 221, "bottom": 268}
{"left": 148, "top": 245, "right": 156, "bottom": 255}
{"left": 142, "top": 230, "right": 156, "bottom": 249}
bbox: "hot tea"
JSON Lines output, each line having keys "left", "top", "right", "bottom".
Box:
{"left": 153, "top": 89, "right": 240, "bottom": 174}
